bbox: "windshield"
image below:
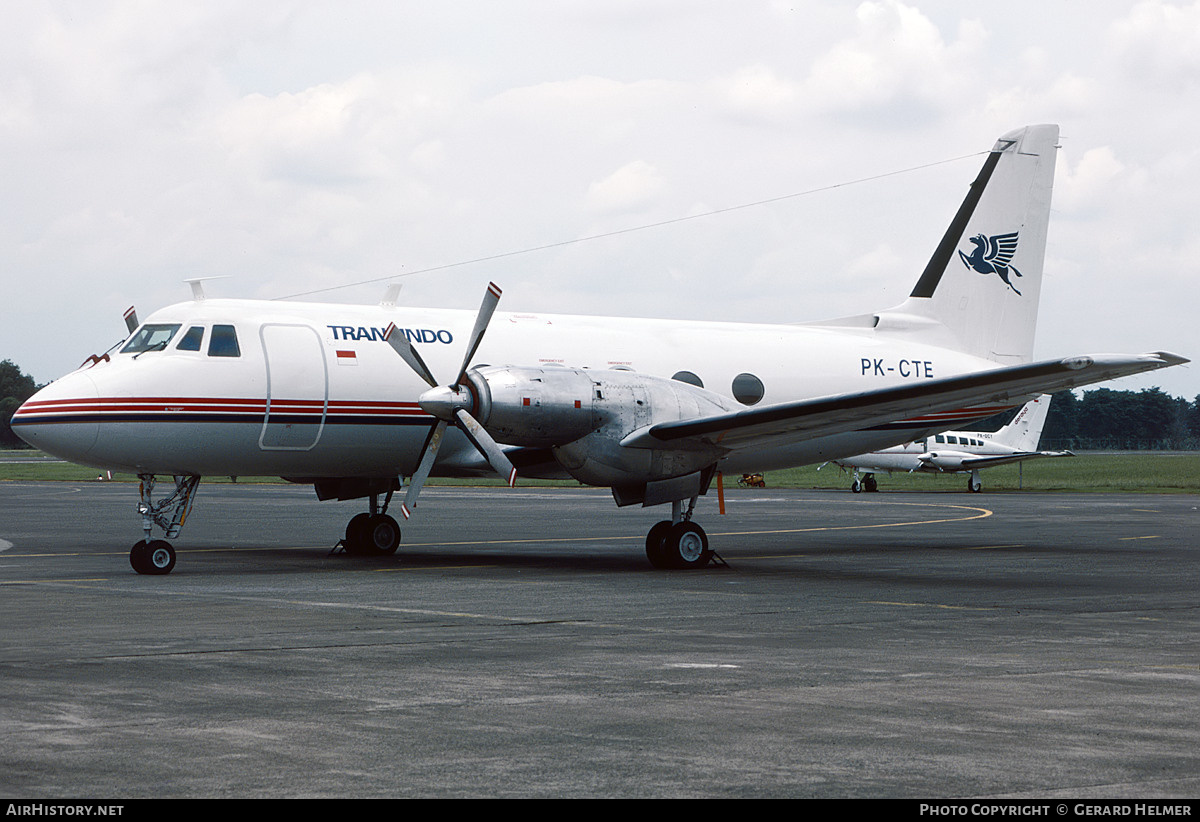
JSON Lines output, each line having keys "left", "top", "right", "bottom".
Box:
{"left": 121, "top": 323, "right": 182, "bottom": 354}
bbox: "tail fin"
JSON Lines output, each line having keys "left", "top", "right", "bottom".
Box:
{"left": 991, "top": 394, "right": 1053, "bottom": 450}
{"left": 877, "top": 124, "right": 1059, "bottom": 363}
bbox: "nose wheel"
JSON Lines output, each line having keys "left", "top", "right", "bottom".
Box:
{"left": 130, "top": 539, "right": 176, "bottom": 575}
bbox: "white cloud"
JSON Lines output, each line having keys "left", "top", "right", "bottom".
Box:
{"left": 1109, "top": 0, "right": 1200, "bottom": 85}
{"left": 585, "top": 161, "right": 667, "bottom": 215}
{"left": 802, "top": 1, "right": 986, "bottom": 121}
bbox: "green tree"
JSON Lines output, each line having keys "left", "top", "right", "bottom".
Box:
{"left": 1188, "top": 395, "right": 1200, "bottom": 440}
{"left": 1, "top": 360, "right": 40, "bottom": 448}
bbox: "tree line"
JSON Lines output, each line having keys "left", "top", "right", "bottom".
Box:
{"left": 3, "top": 357, "right": 1199, "bottom": 450}
{"left": 944, "top": 387, "right": 1200, "bottom": 450}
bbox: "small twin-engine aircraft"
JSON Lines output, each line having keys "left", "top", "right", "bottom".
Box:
{"left": 12, "top": 124, "right": 1187, "bottom": 574}
{"left": 826, "top": 394, "right": 1073, "bottom": 493}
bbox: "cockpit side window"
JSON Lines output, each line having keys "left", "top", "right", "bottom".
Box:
{"left": 208, "top": 325, "right": 241, "bottom": 358}
{"left": 120, "top": 324, "right": 182, "bottom": 354}
{"left": 176, "top": 326, "right": 205, "bottom": 351}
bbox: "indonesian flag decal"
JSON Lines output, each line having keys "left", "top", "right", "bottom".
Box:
{"left": 336, "top": 349, "right": 358, "bottom": 366}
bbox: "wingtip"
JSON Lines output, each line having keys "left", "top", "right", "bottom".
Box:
{"left": 1150, "top": 351, "right": 1190, "bottom": 367}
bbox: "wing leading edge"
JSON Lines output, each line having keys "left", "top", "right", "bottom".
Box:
{"left": 621, "top": 351, "right": 1188, "bottom": 455}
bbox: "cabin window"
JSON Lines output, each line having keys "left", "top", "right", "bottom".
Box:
{"left": 947, "top": 436, "right": 959, "bottom": 444}
{"left": 176, "top": 326, "right": 204, "bottom": 351}
{"left": 732, "top": 373, "right": 765, "bottom": 405}
{"left": 121, "top": 324, "right": 181, "bottom": 354}
{"left": 935, "top": 435, "right": 945, "bottom": 444}
{"left": 672, "top": 370, "right": 704, "bottom": 388}
{"left": 208, "top": 324, "right": 241, "bottom": 358}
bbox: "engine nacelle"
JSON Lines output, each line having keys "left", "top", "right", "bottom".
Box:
{"left": 471, "top": 365, "right": 739, "bottom": 503}
{"left": 468, "top": 365, "right": 597, "bottom": 447}
{"left": 918, "top": 451, "right": 970, "bottom": 470}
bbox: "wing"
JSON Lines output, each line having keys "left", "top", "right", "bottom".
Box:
{"left": 986, "top": 232, "right": 1020, "bottom": 266}
{"left": 621, "top": 351, "right": 1187, "bottom": 455}
{"left": 954, "top": 450, "right": 1075, "bottom": 470}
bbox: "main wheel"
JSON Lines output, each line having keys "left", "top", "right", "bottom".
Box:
{"left": 968, "top": 477, "right": 983, "bottom": 493}
{"left": 346, "top": 513, "right": 401, "bottom": 555}
{"left": 363, "top": 514, "right": 401, "bottom": 555}
{"left": 645, "top": 520, "right": 674, "bottom": 569}
{"left": 664, "top": 522, "right": 712, "bottom": 570}
{"left": 130, "top": 539, "right": 176, "bottom": 575}
{"left": 864, "top": 474, "right": 878, "bottom": 493}
{"left": 344, "top": 513, "right": 372, "bottom": 555}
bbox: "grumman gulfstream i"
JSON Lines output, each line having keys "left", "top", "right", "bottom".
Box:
{"left": 12, "top": 124, "right": 1188, "bottom": 574}
{"left": 827, "top": 394, "right": 1073, "bottom": 493}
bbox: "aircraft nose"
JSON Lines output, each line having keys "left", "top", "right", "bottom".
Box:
{"left": 10, "top": 371, "right": 100, "bottom": 460}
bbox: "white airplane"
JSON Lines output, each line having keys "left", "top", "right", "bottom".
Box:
{"left": 11, "top": 124, "right": 1188, "bottom": 575}
{"left": 826, "top": 394, "right": 1072, "bottom": 493}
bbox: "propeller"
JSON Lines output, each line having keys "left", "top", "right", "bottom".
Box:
{"left": 384, "top": 282, "right": 516, "bottom": 520}
{"left": 124, "top": 306, "right": 139, "bottom": 335}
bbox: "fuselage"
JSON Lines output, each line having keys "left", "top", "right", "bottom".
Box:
{"left": 14, "top": 297, "right": 1009, "bottom": 480}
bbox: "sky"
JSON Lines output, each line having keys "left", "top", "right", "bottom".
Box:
{"left": 3, "top": 0, "right": 1197, "bottom": 400}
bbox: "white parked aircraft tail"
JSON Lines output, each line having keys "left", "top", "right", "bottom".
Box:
{"left": 990, "top": 393, "right": 1053, "bottom": 450}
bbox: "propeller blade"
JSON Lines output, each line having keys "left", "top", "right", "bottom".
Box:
{"left": 384, "top": 322, "right": 439, "bottom": 388}
{"left": 400, "top": 421, "right": 447, "bottom": 520}
{"left": 453, "top": 282, "right": 502, "bottom": 387}
{"left": 124, "top": 306, "right": 139, "bottom": 335}
{"left": 454, "top": 408, "right": 517, "bottom": 487}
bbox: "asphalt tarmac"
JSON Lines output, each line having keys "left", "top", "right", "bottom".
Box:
{"left": 1, "top": 481, "right": 1198, "bottom": 799}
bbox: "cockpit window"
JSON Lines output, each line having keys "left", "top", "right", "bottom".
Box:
{"left": 208, "top": 324, "right": 241, "bottom": 358}
{"left": 176, "top": 326, "right": 204, "bottom": 351}
{"left": 121, "top": 324, "right": 182, "bottom": 354}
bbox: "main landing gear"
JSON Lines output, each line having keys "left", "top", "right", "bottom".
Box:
{"left": 968, "top": 470, "right": 983, "bottom": 493}
{"left": 850, "top": 470, "right": 878, "bottom": 493}
{"left": 645, "top": 496, "right": 716, "bottom": 570}
{"left": 339, "top": 488, "right": 401, "bottom": 556}
{"left": 129, "top": 474, "right": 201, "bottom": 575}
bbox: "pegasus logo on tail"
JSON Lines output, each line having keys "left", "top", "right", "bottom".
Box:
{"left": 958, "top": 231, "right": 1023, "bottom": 295}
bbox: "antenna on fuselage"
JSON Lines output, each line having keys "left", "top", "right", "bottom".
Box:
{"left": 183, "top": 276, "right": 231, "bottom": 301}
{"left": 380, "top": 284, "right": 402, "bottom": 306}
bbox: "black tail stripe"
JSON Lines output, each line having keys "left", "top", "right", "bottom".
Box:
{"left": 909, "top": 146, "right": 1006, "bottom": 299}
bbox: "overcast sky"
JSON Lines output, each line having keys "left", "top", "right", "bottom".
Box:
{"left": 3, "top": 1, "right": 1197, "bottom": 400}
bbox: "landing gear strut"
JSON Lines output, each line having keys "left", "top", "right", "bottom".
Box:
{"left": 645, "top": 497, "right": 713, "bottom": 570}
{"left": 341, "top": 488, "right": 401, "bottom": 556}
{"left": 129, "top": 474, "right": 200, "bottom": 575}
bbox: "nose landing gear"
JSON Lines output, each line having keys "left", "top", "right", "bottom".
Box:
{"left": 128, "top": 474, "right": 200, "bottom": 575}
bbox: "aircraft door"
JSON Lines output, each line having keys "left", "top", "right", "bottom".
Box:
{"left": 259, "top": 324, "right": 328, "bottom": 450}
